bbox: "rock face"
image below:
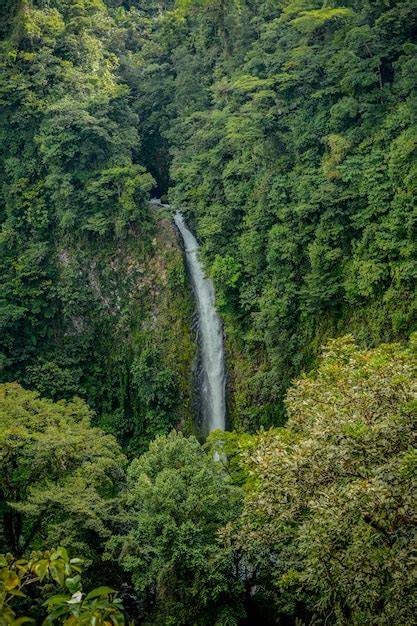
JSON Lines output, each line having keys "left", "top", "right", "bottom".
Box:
{"left": 25, "top": 204, "right": 195, "bottom": 453}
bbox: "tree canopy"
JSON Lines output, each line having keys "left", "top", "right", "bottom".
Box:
{"left": 235, "top": 335, "right": 417, "bottom": 624}
{"left": 1, "top": 0, "right": 416, "bottom": 624}
{"left": 142, "top": 0, "right": 417, "bottom": 427}
{"left": 0, "top": 383, "right": 126, "bottom": 559}
{"left": 108, "top": 431, "right": 244, "bottom": 625}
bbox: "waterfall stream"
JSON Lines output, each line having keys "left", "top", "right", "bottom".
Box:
{"left": 173, "top": 210, "right": 226, "bottom": 433}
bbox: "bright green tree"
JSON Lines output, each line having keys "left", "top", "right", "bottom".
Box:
{"left": 109, "top": 431, "right": 245, "bottom": 625}
{"left": 237, "top": 335, "right": 417, "bottom": 624}
{"left": 0, "top": 383, "right": 126, "bottom": 560}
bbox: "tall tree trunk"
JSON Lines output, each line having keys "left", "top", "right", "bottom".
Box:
{"left": 3, "top": 508, "right": 22, "bottom": 554}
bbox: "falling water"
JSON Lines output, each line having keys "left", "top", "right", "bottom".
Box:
{"left": 173, "top": 211, "right": 226, "bottom": 432}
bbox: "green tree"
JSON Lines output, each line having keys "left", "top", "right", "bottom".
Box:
{"left": 237, "top": 335, "right": 417, "bottom": 624}
{"left": 0, "top": 0, "right": 159, "bottom": 439}
{"left": 0, "top": 383, "right": 126, "bottom": 561}
{"left": 109, "top": 431, "right": 245, "bottom": 625}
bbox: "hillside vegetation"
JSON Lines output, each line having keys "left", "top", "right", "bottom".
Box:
{"left": 1, "top": 337, "right": 416, "bottom": 623}
{"left": 0, "top": 0, "right": 195, "bottom": 451}
{"left": 157, "top": 0, "right": 417, "bottom": 426}
{"left": 1, "top": 0, "right": 416, "bottom": 624}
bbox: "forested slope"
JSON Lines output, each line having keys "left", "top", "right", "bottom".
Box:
{"left": 133, "top": 0, "right": 417, "bottom": 427}
{"left": 1, "top": 2, "right": 417, "bottom": 624}
{"left": 1, "top": 337, "right": 416, "bottom": 624}
{"left": 2, "top": 0, "right": 415, "bottom": 434}
{"left": 0, "top": 0, "right": 194, "bottom": 451}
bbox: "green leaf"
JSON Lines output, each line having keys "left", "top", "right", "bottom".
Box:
{"left": 33, "top": 559, "right": 49, "bottom": 581}
{"left": 4, "top": 572, "right": 20, "bottom": 590}
{"left": 42, "top": 605, "right": 70, "bottom": 624}
{"left": 65, "top": 574, "right": 82, "bottom": 594}
{"left": 109, "top": 612, "right": 125, "bottom": 626}
{"left": 85, "top": 586, "right": 116, "bottom": 600}
{"left": 49, "top": 560, "right": 65, "bottom": 586}
{"left": 67, "top": 591, "right": 83, "bottom": 604}
{"left": 43, "top": 593, "right": 72, "bottom": 607}
{"left": 51, "top": 547, "right": 69, "bottom": 562}
{"left": 8, "top": 589, "right": 27, "bottom": 597}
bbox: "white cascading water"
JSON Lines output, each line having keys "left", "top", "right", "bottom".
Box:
{"left": 173, "top": 210, "right": 226, "bottom": 432}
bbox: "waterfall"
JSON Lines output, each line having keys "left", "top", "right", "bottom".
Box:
{"left": 173, "top": 210, "right": 226, "bottom": 433}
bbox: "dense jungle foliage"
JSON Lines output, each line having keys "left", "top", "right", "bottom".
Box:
{"left": 1, "top": 337, "right": 416, "bottom": 624}
{"left": 159, "top": 0, "right": 417, "bottom": 427}
{"left": 0, "top": 0, "right": 195, "bottom": 452}
{"left": 1, "top": 0, "right": 416, "bottom": 430}
{"left": 1, "top": 0, "right": 416, "bottom": 624}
